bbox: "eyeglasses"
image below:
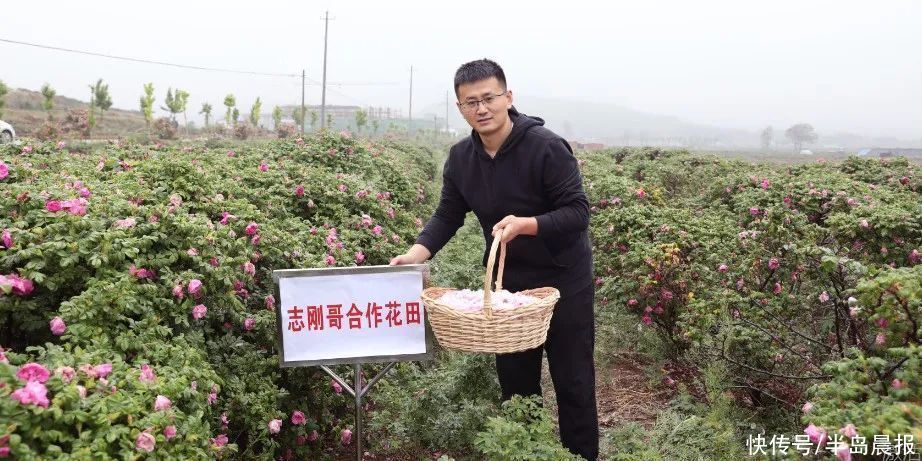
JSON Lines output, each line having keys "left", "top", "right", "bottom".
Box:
{"left": 457, "top": 91, "right": 507, "bottom": 113}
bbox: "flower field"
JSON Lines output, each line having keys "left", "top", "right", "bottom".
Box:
{"left": 1, "top": 137, "right": 920, "bottom": 460}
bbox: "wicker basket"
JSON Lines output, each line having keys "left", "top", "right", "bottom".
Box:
{"left": 422, "top": 228, "right": 560, "bottom": 353}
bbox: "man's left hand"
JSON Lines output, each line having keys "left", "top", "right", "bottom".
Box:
{"left": 492, "top": 215, "right": 538, "bottom": 243}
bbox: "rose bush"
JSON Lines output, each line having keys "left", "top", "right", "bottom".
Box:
{"left": 582, "top": 147, "right": 920, "bottom": 452}
{"left": 0, "top": 133, "right": 438, "bottom": 459}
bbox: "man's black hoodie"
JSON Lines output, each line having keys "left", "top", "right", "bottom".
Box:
{"left": 415, "top": 107, "right": 593, "bottom": 298}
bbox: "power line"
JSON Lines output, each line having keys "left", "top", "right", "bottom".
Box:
{"left": 0, "top": 37, "right": 398, "bottom": 87}
{"left": 0, "top": 37, "right": 298, "bottom": 78}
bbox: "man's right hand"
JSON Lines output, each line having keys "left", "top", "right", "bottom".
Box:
{"left": 389, "top": 244, "right": 432, "bottom": 266}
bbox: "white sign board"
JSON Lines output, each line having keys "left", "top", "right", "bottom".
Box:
{"left": 272, "top": 264, "right": 431, "bottom": 367}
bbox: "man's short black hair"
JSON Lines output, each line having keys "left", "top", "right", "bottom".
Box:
{"left": 454, "top": 59, "right": 506, "bottom": 97}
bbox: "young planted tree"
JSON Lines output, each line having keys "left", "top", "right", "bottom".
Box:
{"left": 87, "top": 85, "right": 96, "bottom": 132}
{"left": 231, "top": 108, "right": 240, "bottom": 126}
{"left": 249, "top": 97, "right": 262, "bottom": 127}
{"left": 176, "top": 90, "right": 190, "bottom": 130}
{"left": 0, "top": 80, "right": 7, "bottom": 118}
{"left": 354, "top": 108, "right": 368, "bottom": 134}
{"left": 372, "top": 119, "right": 379, "bottom": 135}
{"left": 41, "top": 83, "right": 56, "bottom": 119}
{"left": 224, "top": 94, "right": 236, "bottom": 126}
{"left": 292, "top": 107, "right": 305, "bottom": 131}
{"left": 140, "top": 83, "right": 155, "bottom": 135}
{"left": 272, "top": 106, "right": 282, "bottom": 131}
{"left": 200, "top": 103, "right": 213, "bottom": 129}
{"left": 309, "top": 110, "right": 318, "bottom": 131}
{"left": 161, "top": 88, "right": 183, "bottom": 123}
{"left": 326, "top": 113, "right": 333, "bottom": 130}
{"left": 93, "top": 79, "right": 113, "bottom": 121}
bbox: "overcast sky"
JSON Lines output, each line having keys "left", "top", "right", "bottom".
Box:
{"left": 3, "top": 0, "right": 920, "bottom": 138}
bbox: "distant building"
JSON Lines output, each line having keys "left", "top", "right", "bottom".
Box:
{"left": 858, "top": 148, "right": 922, "bottom": 158}
{"left": 568, "top": 140, "right": 606, "bottom": 151}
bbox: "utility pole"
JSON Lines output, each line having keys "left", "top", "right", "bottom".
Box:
{"left": 445, "top": 90, "right": 451, "bottom": 133}
{"left": 300, "top": 69, "right": 306, "bottom": 134}
{"left": 320, "top": 11, "right": 332, "bottom": 130}
{"left": 408, "top": 65, "right": 413, "bottom": 136}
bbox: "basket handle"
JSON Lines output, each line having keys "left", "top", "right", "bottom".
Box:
{"left": 483, "top": 227, "right": 507, "bottom": 320}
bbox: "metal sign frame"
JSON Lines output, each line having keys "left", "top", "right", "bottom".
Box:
{"left": 271, "top": 263, "right": 434, "bottom": 460}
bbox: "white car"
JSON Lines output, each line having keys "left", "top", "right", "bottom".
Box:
{"left": 0, "top": 120, "right": 15, "bottom": 143}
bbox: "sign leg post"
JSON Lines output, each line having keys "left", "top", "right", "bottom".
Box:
{"left": 355, "top": 362, "right": 363, "bottom": 461}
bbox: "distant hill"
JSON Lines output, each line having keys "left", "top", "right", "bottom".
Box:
{"left": 417, "top": 94, "right": 756, "bottom": 148}
{"left": 3, "top": 88, "right": 148, "bottom": 137}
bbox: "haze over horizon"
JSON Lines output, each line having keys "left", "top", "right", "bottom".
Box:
{"left": 2, "top": 0, "right": 920, "bottom": 144}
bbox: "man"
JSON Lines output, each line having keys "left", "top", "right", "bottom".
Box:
{"left": 389, "top": 58, "right": 598, "bottom": 460}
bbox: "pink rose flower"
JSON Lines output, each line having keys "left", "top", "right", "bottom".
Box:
{"left": 244, "top": 318, "right": 255, "bottom": 331}
{"left": 717, "top": 263, "right": 728, "bottom": 272}
{"left": 892, "top": 379, "right": 904, "bottom": 390}
{"left": 55, "top": 366, "right": 76, "bottom": 383}
{"left": 839, "top": 424, "right": 858, "bottom": 438}
{"left": 192, "top": 304, "right": 207, "bottom": 320}
{"left": 910, "top": 249, "right": 920, "bottom": 265}
{"left": 768, "top": 258, "right": 780, "bottom": 270}
{"left": 50, "top": 316, "right": 67, "bottom": 335}
{"left": 243, "top": 262, "right": 256, "bottom": 276}
{"left": 802, "top": 402, "right": 813, "bottom": 413}
{"left": 875, "top": 332, "right": 886, "bottom": 346}
{"left": 332, "top": 379, "right": 343, "bottom": 394}
{"left": 57, "top": 141, "right": 66, "bottom": 149}
{"left": 212, "top": 434, "right": 228, "bottom": 447}
{"left": 326, "top": 255, "right": 336, "bottom": 266}
{"left": 76, "top": 385, "right": 87, "bottom": 399}
{"left": 172, "top": 283, "right": 184, "bottom": 299}
{"left": 265, "top": 295, "right": 275, "bottom": 310}
{"left": 804, "top": 423, "right": 827, "bottom": 446}
{"left": 115, "top": 217, "right": 136, "bottom": 229}
{"left": 139, "top": 364, "right": 156, "bottom": 383}
{"left": 187, "top": 248, "right": 198, "bottom": 257}
{"left": 2, "top": 273, "right": 34, "bottom": 296}
{"left": 135, "top": 432, "right": 156, "bottom": 452}
{"left": 268, "top": 419, "right": 282, "bottom": 434}
{"left": 210, "top": 257, "right": 220, "bottom": 267}
{"left": 835, "top": 446, "right": 852, "bottom": 461}
{"left": 355, "top": 251, "right": 365, "bottom": 265}
{"left": 0, "top": 161, "right": 9, "bottom": 180}
{"left": 17, "top": 363, "right": 51, "bottom": 383}
{"left": 1, "top": 229, "right": 11, "bottom": 249}
{"left": 45, "top": 200, "right": 63, "bottom": 212}
{"left": 258, "top": 162, "right": 268, "bottom": 172}
{"left": 94, "top": 363, "right": 112, "bottom": 378}
{"left": 79, "top": 187, "right": 91, "bottom": 198}
{"left": 164, "top": 425, "right": 177, "bottom": 440}
{"left": 10, "top": 380, "right": 50, "bottom": 407}
{"left": 308, "top": 429, "right": 319, "bottom": 442}
{"left": 372, "top": 225, "right": 382, "bottom": 236}
{"left": 245, "top": 222, "right": 259, "bottom": 236}
{"left": 291, "top": 410, "right": 306, "bottom": 425}
{"left": 338, "top": 184, "right": 347, "bottom": 192}
{"left": 154, "top": 395, "right": 172, "bottom": 411}
{"left": 341, "top": 428, "right": 352, "bottom": 445}
{"left": 818, "top": 291, "right": 830, "bottom": 303}
{"left": 760, "top": 179, "right": 770, "bottom": 189}
{"left": 295, "top": 185, "right": 305, "bottom": 197}
{"left": 188, "top": 279, "right": 203, "bottom": 297}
